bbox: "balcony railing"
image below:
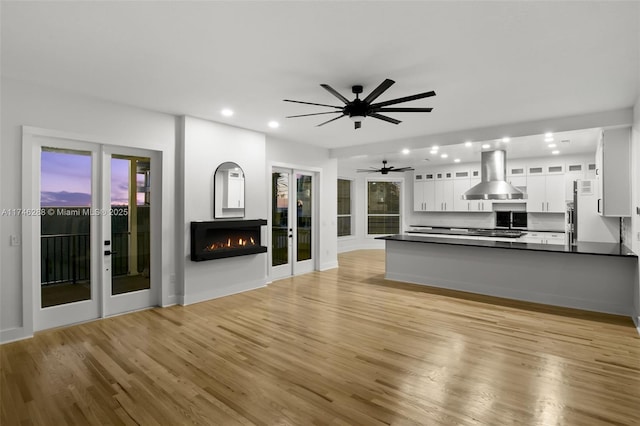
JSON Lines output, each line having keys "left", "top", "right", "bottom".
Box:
{"left": 41, "top": 231, "right": 148, "bottom": 285}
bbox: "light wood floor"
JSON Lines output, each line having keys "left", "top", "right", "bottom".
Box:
{"left": 2, "top": 250, "right": 640, "bottom": 425}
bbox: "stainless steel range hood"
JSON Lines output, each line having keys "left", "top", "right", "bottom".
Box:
{"left": 462, "top": 150, "right": 526, "bottom": 200}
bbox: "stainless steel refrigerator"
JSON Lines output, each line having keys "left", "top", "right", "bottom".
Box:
{"left": 567, "top": 179, "right": 620, "bottom": 244}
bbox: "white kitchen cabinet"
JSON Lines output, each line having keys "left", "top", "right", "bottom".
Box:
{"left": 453, "top": 171, "right": 471, "bottom": 211}
{"left": 434, "top": 172, "right": 454, "bottom": 211}
{"left": 413, "top": 172, "right": 435, "bottom": 211}
{"left": 595, "top": 128, "right": 631, "bottom": 217}
{"left": 520, "top": 231, "right": 565, "bottom": 245}
{"left": 526, "top": 166, "right": 565, "bottom": 213}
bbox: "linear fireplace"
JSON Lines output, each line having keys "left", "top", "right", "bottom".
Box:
{"left": 190, "top": 219, "right": 267, "bottom": 261}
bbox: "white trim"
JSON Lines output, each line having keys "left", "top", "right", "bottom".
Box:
{"left": 0, "top": 327, "right": 32, "bottom": 344}
{"left": 319, "top": 261, "right": 339, "bottom": 271}
{"left": 182, "top": 279, "right": 267, "bottom": 305}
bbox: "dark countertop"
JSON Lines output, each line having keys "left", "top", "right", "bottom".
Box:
{"left": 407, "top": 228, "right": 523, "bottom": 238}
{"left": 377, "top": 234, "right": 637, "bottom": 258}
{"left": 408, "top": 225, "right": 565, "bottom": 234}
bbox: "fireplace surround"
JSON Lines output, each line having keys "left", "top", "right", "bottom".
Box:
{"left": 190, "top": 219, "right": 267, "bottom": 261}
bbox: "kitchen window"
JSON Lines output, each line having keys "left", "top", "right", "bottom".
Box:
{"left": 337, "top": 178, "right": 353, "bottom": 237}
{"left": 367, "top": 179, "right": 401, "bottom": 235}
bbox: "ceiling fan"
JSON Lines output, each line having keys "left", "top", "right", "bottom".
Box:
{"left": 284, "top": 78, "right": 435, "bottom": 129}
{"left": 357, "top": 160, "right": 414, "bottom": 175}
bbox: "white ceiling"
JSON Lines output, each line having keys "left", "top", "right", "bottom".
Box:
{"left": 339, "top": 127, "right": 600, "bottom": 170}
{"left": 2, "top": 1, "right": 639, "bottom": 153}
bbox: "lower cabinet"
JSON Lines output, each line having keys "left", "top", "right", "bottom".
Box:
{"left": 519, "top": 232, "right": 565, "bottom": 245}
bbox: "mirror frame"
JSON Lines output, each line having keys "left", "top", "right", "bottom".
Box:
{"left": 213, "top": 162, "right": 245, "bottom": 219}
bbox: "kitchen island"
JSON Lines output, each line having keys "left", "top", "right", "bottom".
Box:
{"left": 377, "top": 234, "right": 638, "bottom": 316}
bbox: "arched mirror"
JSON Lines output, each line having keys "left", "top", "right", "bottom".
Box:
{"left": 214, "top": 162, "right": 245, "bottom": 218}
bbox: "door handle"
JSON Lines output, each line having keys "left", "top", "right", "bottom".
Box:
{"left": 104, "top": 250, "right": 111, "bottom": 256}
{"left": 542, "top": 202, "right": 544, "bottom": 211}
{"left": 597, "top": 198, "right": 601, "bottom": 213}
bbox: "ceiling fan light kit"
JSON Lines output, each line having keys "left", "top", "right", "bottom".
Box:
{"left": 284, "top": 78, "right": 435, "bottom": 129}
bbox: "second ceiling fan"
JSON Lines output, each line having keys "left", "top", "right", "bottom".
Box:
{"left": 284, "top": 79, "right": 436, "bottom": 129}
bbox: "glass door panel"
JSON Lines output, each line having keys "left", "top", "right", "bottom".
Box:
{"left": 272, "top": 171, "right": 290, "bottom": 268}
{"left": 296, "top": 173, "right": 312, "bottom": 262}
{"left": 110, "top": 155, "right": 151, "bottom": 295}
{"left": 40, "top": 148, "right": 93, "bottom": 308}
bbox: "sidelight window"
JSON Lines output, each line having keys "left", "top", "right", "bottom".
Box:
{"left": 337, "top": 179, "right": 353, "bottom": 237}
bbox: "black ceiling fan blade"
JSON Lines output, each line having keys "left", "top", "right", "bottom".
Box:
{"left": 320, "top": 84, "right": 350, "bottom": 104}
{"left": 369, "top": 113, "right": 402, "bottom": 125}
{"left": 284, "top": 99, "right": 342, "bottom": 109}
{"left": 372, "top": 107, "right": 433, "bottom": 113}
{"left": 286, "top": 111, "right": 343, "bottom": 118}
{"left": 362, "top": 79, "right": 395, "bottom": 104}
{"left": 371, "top": 90, "right": 436, "bottom": 108}
{"left": 316, "top": 114, "right": 345, "bottom": 127}
{"left": 356, "top": 169, "right": 381, "bottom": 173}
{"left": 389, "top": 167, "right": 415, "bottom": 172}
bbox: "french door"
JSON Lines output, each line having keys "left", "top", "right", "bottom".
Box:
{"left": 271, "top": 168, "right": 316, "bottom": 280}
{"left": 27, "top": 131, "right": 159, "bottom": 331}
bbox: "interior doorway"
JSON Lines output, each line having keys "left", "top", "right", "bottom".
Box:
{"left": 271, "top": 168, "right": 317, "bottom": 280}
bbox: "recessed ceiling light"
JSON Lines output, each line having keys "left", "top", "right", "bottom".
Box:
{"left": 430, "top": 149, "right": 438, "bottom": 155}
{"left": 454, "top": 158, "right": 461, "bottom": 163}
{"left": 431, "top": 145, "right": 439, "bottom": 150}
{"left": 502, "top": 137, "right": 510, "bottom": 143}
{"left": 402, "top": 148, "right": 410, "bottom": 155}
{"left": 268, "top": 121, "right": 280, "bottom": 129}
{"left": 464, "top": 141, "right": 472, "bottom": 147}
{"left": 441, "top": 154, "right": 448, "bottom": 159}
{"left": 544, "top": 136, "right": 554, "bottom": 142}
{"left": 482, "top": 143, "right": 491, "bottom": 149}
{"left": 552, "top": 150, "right": 560, "bottom": 155}
{"left": 548, "top": 143, "right": 557, "bottom": 148}
{"left": 221, "top": 108, "right": 234, "bottom": 117}
{"left": 545, "top": 132, "right": 553, "bottom": 138}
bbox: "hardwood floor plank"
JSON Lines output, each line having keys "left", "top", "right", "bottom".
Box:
{"left": 2, "top": 250, "right": 639, "bottom": 425}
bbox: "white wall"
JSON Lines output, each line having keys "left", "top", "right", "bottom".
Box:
{"left": 0, "top": 78, "right": 178, "bottom": 342}
{"left": 179, "top": 116, "right": 268, "bottom": 304}
{"left": 265, "top": 136, "right": 338, "bottom": 271}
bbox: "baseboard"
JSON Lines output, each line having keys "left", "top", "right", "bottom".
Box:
{"left": 182, "top": 278, "right": 267, "bottom": 305}
{"left": 163, "top": 294, "right": 178, "bottom": 307}
{"left": 0, "top": 326, "right": 32, "bottom": 344}
{"left": 319, "top": 261, "right": 339, "bottom": 271}
{"left": 634, "top": 315, "right": 640, "bottom": 336}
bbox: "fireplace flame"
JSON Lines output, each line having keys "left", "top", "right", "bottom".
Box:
{"left": 204, "top": 234, "right": 259, "bottom": 252}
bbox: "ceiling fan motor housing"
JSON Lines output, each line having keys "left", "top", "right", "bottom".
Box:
{"left": 283, "top": 78, "right": 435, "bottom": 129}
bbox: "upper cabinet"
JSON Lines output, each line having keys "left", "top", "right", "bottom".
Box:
{"left": 595, "top": 128, "right": 631, "bottom": 217}
{"left": 526, "top": 165, "right": 565, "bottom": 213}
{"left": 412, "top": 152, "right": 595, "bottom": 214}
